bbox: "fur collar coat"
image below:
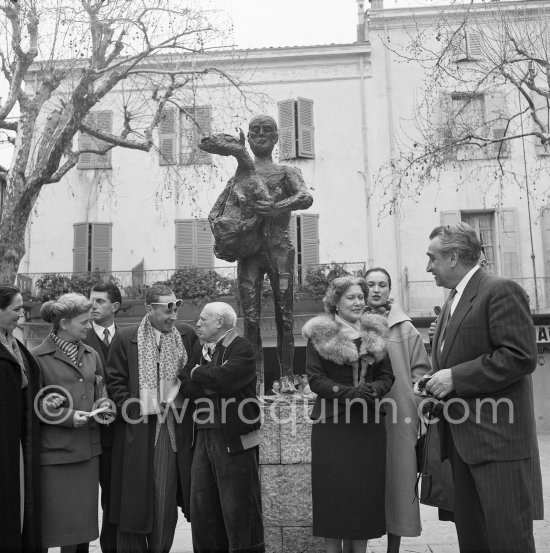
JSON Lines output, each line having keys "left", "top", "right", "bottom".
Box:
{"left": 302, "top": 312, "right": 389, "bottom": 366}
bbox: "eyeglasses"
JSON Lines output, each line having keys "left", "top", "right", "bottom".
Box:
{"left": 149, "top": 299, "right": 183, "bottom": 311}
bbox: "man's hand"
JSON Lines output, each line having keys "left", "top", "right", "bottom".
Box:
{"left": 424, "top": 369, "right": 454, "bottom": 399}
{"left": 255, "top": 200, "right": 278, "bottom": 216}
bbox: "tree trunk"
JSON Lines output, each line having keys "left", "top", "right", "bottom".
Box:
{"left": 0, "top": 176, "right": 40, "bottom": 284}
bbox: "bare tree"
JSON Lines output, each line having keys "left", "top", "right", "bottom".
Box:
{"left": 373, "top": 0, "right": 550, "bottom": 215}
{"left": 0, "top": 0, "right": 256, "bottom": 283}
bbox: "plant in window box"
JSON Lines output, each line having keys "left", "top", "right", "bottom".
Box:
{"left": 68, "top": 271, "right": 121, "bottom": 297}
{"left": 298, "top": 263, "right": 351, "bottom": 301}
{"left": 35, "top": 273, "right": 73, "bottom": 302}
{"left": 165, "top": 267, "right": 233, "bottom": 316}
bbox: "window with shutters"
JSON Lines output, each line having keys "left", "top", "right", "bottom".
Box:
{"left": 73, "top": 222, "right": 112, "bottom": 272}
{"left": 175, "top": 219, "right": 214, "bottom": 268}
{"left": 77, "top": 111, "right": 113, "bottom": 169}
{"left": 289, "top": 213, "right": 319, "bottom": 283}
{"left": 277, "top": 98, "right": 315, "bottom": 160}
{"left": 158, "top": 106, "right": 212, "bottom": 166}
{"left": 439, "top": 91, "right": 509, "bottom": 160}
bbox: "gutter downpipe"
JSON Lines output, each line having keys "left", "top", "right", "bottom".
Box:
{"left": 383, "top": 18, "right": 404, "bottom": 307}
{"left": 359, "top": 51, "right": 375, "bottom": 269}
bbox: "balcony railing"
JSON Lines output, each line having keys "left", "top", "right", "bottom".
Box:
{"left": 405, "top": 277, "right": 550, "bottom": 316}
{"left": 16, "top": 262, "right": 367, "bottom": 302}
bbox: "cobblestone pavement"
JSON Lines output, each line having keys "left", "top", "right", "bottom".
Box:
{"left": 75, "top": 433, "right": 550, "bottom": 553}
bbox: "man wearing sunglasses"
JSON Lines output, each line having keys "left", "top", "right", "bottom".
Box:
{"left": 105, "top": 284, "right": 200, "bottom": 553}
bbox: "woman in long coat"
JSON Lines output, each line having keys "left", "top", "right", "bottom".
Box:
{"left": 0, "top": 285, "right": 41, "bottom": 553}
{"left": 32, "top": 293, "right": 109, "bottom": 553}
{"left": 303, "top": 276, "right": 394, "bottom": 553}
{"left": 365, "top": 268, "right": 431, "bottom": 553}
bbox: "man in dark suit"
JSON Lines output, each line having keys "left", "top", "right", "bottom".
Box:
{"left": 423, "top": 222, "right": 543, "bottom": 552}
{"left": 83, "top": 282, "right": 122, "bottom": 553}
{"left": 106, "top": 284, "right": 198, "bottom": 553}
{"left": 179, "top": 301, "right": 264, "bottom": 553}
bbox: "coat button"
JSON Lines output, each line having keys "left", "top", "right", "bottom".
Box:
{"left": 79, "top": 378, "right": 83, "bottom": 383}
{"left": 78, "top": 363, "right": 83, "bottom": 367}
{"left": 82, "top": 395, "right": 86, "bottom": 399}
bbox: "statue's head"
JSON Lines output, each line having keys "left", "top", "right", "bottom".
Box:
{"left": 247, "top": 114, "right": 278, "bottom": 156}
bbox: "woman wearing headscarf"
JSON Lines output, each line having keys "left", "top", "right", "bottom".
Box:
{"left": 32, "top": 293, "right": 110, "bottom": 553}
{"left": 303, "top": 276, "right": 394, "bottom": 553}
{"left": 365, "top": 267, "right": 431, "bottom": 553}
{"left": 0, "top": 285, "right": 42, "bottom": 553}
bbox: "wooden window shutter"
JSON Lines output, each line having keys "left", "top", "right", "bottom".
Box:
{"left": 195, "top": 218, "right": 214, "bottom": 267}
{"left": 299, "top": 213, "right": 319, "bottom": 267}
{"left": 533, "top": 96, "right": 550, "bottom": 156}
{"left": 175, "top": 220, "right": 195, "bottom": 268}
{"left": 487, "top": 91, "right": 509, "bottom": 158}
{"left": 440, "top": 211, "right": 461, "bottom": 225}
{"left": 159, "top": 108, "right": 177, "bottom": 165}
{"left": 289, "top": 214, "right": 298, "bottom": 267}
{"left": 541, "top": 209, "right": 550, "bottom": 305}
{"left": 499, "top": 208, "right": 521, "bottom": 278}
{"left": 278, "top": 99, "right": 297, "bottom": 160}
{"left": 95, "top": 111, "right": 113, "bottom": 168}
{"left": 77, "top": 118, "right": 95, "bottom": 169}
{"left": 194, "top": 107, "right": 212, "bottom": 165}
{"left": 438, "top": 92, "right": 454, "bottom": 157}
{"left": 466, "top": 31, "right": 483, "bottom": 59}
{"left": 90, "top": 222, "right": 112, "bottom": 272}
{"left": 297, "top": 98, "right": 315, "bottom": 159}
{"left": 73, "top": 223, "right": 90, "bottom": 272}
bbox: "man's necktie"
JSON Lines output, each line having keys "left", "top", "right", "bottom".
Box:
{"left": 439, "top": 288, "right": 457, "bottom": 352}
{"left": 103, "top": 328, "right": 110, "bottom": 346}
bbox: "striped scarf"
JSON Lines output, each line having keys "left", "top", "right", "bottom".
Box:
{"left": 50, "top": 331, "right": 80, "bottom": 364}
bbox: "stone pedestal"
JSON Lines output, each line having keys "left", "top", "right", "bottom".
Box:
{"left": 259, "top": 396, "right": 324, "bottom": 553}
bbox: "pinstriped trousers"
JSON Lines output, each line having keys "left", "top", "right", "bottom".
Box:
{"left": 448, "top": 432, "right": 535, "bottom": 553}
{"left": 116, "top": 423, "right": 179, "bottom": 553}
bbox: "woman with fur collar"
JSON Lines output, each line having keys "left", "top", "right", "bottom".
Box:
{"left": 303, "top": 276, "right": 395, "bottom": 553}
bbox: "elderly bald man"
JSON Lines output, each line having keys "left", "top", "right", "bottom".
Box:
{"left": 179, "top": 302, "right": 264, "bottom": 553}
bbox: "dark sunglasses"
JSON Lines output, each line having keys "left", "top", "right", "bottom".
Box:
{"left": 149, "top": 299, "right": 183, "bottom": 310}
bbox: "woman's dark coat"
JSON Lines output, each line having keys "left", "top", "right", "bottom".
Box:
{"left": 0, "top": 340, "right": 42, "bottom": 553}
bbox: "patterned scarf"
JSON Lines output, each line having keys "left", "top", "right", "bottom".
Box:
{"left": 365, "top": 298, "right": 393, "bottom": 318}
{"left": 137, "top": 315, "right": 187, "bottom": 416}
{"left": 50, "top": 331, "right": 80, "bottom": 364}
{"left": 0, "top": 330, "right": 27, "bottom": 388}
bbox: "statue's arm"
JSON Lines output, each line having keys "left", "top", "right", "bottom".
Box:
{"left": 256, "top": 167, "right": 313, "bottom": 215}
{"left": 208, "top": 177, "right": 234, "bottom": 221}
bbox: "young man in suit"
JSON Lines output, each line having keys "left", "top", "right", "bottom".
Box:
{"left": 83, "top": 282, "right": 122, "bottom": 553}
{"left": 423, "top": 222, "right": 543, "bottom": 552}
{"left": 179, "top": 301, "right": 264, "bottom": 553}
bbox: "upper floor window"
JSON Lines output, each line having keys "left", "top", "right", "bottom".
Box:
{"left": 439, "top": 90, "right": 509, "bottom": 160}
{"left": 159, "top": 106, "right": 212, "bottom": 166}
{"left": 77, "top": 111, "right": 113, "bottom": 170}
{"left": 278, "top": 98, "right": 315, "bottom": 160}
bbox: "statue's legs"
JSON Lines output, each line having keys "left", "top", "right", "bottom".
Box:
{"left": 237, "top": 254, "right": 266, "bottom": 393}
{"left": 266, "top": 244, "right": 295, "bottom": 390}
